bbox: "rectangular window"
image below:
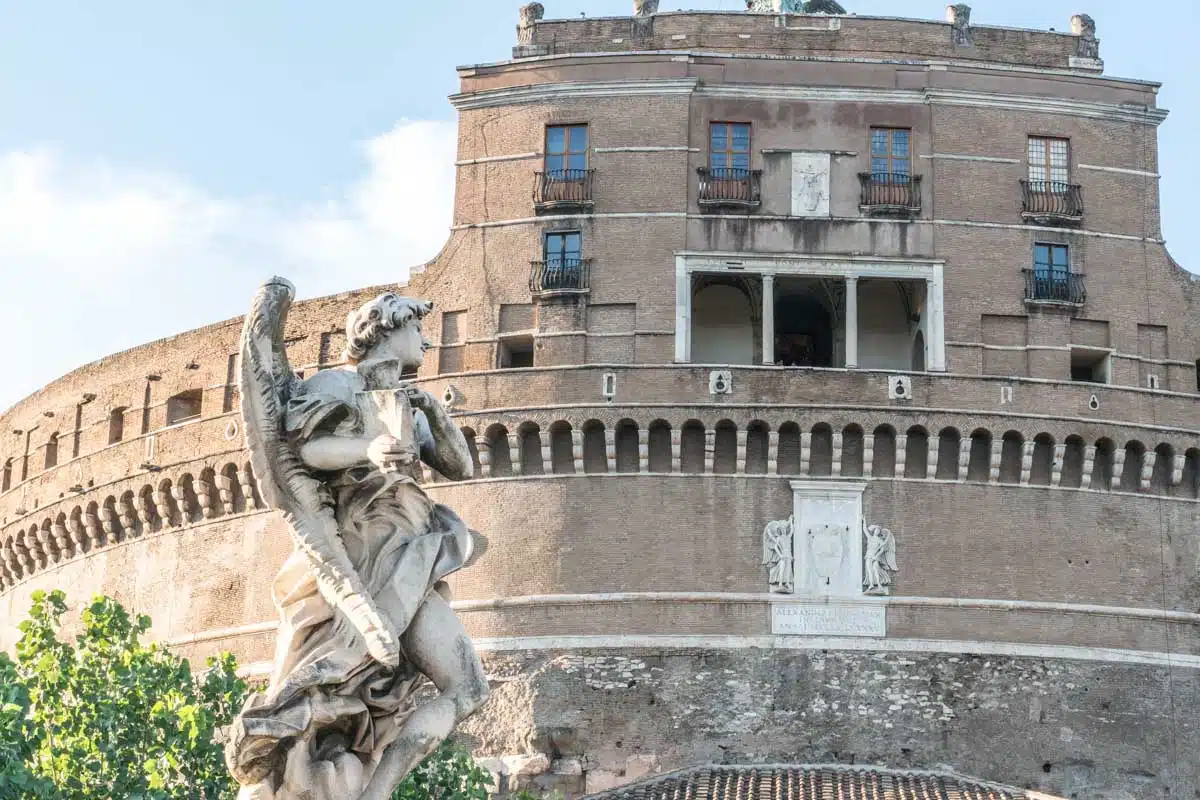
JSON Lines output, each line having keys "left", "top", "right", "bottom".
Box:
{"left": 441, "top": 310, "right": 465, "bottom": 345}
{"left": 709, "top": 122, "right": 751, "bottom": 172}
{"left": 545, "top": 125, "right": 588, "bottom": 176}
{"left": 1028, "top": 136, "right": 1070, "bottom": 187}
{"left": 166, "top": 389, "right": 203, "bottom": 426}
{"left": 499, "top": 336, "right": 535, "bottom": 369}
{"left": 1070, "top": 347, "right": 1111, "bottom": 384}
{"left": 870, "top": 127, "right": 911, "bottom": 180}
{"left": 1033, "top": 243, "right": 1070, "bottom": 280}
{"left": 544, "top": 231, "right": 582, "bottom": 267}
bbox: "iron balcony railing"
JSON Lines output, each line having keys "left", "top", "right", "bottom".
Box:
{"left": 697, "top": 167, "right": 762, "bottom": 210}
{"left": 1023, "top": 268, "right": 1086, "bottom": 305}
{"left": 1020, "top": 180, "right": 1084, "bottom": 224}
{"left": 533, "top": 169, "right": 595, "bottom": 211}
{"left": 858, "top": 172, "right": 922, "bottom": 216}
{"left": 530, "top": 258, "right": 591, "bottom": 295}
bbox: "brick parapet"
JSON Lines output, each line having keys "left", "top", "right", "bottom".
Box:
{"left": 503, "top": 12, "right": 1108, "bottom": 74}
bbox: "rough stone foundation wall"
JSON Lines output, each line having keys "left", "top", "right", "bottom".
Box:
{"left": 461, "top": 647, "right": 1199, "bottom": 800}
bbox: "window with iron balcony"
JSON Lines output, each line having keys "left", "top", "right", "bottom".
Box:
{"left": 859, "top": 127, "right": 922, "bottom": 217}
{"left": 534, "top": 124, "right": 593, "bottom": 212}
{"left": 531, "top": 231, "right": 590, "bottom": 296}
{"left": 698, "top": 122, "right": 761, "bottom": 211}
{"left": 1021, "top": 136, "right": 1083, "bottom": 225}
{"left": 1024, "top": 243, "right": 1086, "bottom": 306}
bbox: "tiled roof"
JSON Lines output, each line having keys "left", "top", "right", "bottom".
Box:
{"left": 583, "top": 764, "right": 1063, "bottom": 800}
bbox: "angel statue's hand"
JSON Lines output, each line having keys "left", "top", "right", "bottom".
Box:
{"left": 403, "top": 386, "right": 439, "bottom": 414}
{"left": 367, "top": 434, "right": 418, "bottom": 472}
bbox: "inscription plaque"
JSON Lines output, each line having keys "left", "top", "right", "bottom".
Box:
{"left": 772, "top": 602, "right": 886, "bottom": 637}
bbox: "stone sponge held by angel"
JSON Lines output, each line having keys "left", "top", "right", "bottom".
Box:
{"left": 226, "top": 278, "right": 489, "bottom": 800}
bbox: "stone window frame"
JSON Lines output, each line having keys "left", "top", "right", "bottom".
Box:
{"left": 709, "top": 121, "right": 753, "bottom": 172}
{"left": 1032, "top": 241, "right": 1072, "bottom": 277}
{"left": 544, "top": 123, "right": 589, "bottom": 175}
{"left": 1027, "top": 134, "right": 1071, "bottom": 185}
{"left": 868, "top": 126, "right": 913, "bottom": 178}
{"left": 165, "top": 389, "right": 204, "bottom": 427}
{"left": 543, "top": 229, "right": 583, "bottom": 266}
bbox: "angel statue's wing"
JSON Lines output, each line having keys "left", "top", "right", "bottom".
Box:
{"left": 762, "top": 522, "right": 780, "bottom": 566}
{"left": 239, "top": 277, "right": 397, "bottom": 663}
{"left": 883, "top": 532, "right": 898, "bottom": 572}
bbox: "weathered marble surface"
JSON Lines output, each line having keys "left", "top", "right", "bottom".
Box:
{"left": 226, "top": 279, "right": 487, "bottom": 800}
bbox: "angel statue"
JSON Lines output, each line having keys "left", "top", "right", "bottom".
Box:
{"left": 225, "top": 278, "right": 489, "bottom": 800}
{"left": 762, "top": 516, "right": 795, "bottom": 594}
{"left": 863, "top": 522, "right": 898, "bottom": 596}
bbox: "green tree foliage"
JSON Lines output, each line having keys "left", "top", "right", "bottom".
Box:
{"left": 0, "top": 651, "right": 53, "bottom": 797}
{"left": 0, "top": 590, "right": 247, "bottom": 800}
{"left": 391, "top": 740, "right": 495, "bottom": 800}
{"left": 0, "top": 591, "right": 500, "bottom": 800}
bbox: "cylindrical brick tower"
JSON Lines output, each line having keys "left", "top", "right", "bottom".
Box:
{"left": 1, "top": 5, "right": 1196, "bottom": 798}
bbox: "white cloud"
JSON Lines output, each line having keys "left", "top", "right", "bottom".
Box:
{"left": 280, "top": 120, "right": 458, "bottom": 279}
{"left": 0, "top": 119, "right": 458, "bottom": 411}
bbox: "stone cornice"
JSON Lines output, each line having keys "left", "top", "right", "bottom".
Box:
{"left": 450, "top": 78, "right": 1167, "bottom": 126}
{"left": 450, "top": 78, "right": 700, "bottom": 110}
{"left": 175, "top": 591, "right": 1200, "bottom": 669}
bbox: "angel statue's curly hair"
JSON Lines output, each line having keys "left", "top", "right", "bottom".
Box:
{"left": 343, "top": 292, "right": 433, "bottom": 364}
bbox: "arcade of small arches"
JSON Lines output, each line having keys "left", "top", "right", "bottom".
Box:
{"left": 0, "top": 460, "right": 262, "bottom": 592}
{"left": 3, "top": 415, "right": 1198, "bottom": 594}
{"left": 448, "top": 417, "right": 1200, "bottom": 499}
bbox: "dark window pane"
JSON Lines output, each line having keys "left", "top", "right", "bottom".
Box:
{"left": 711, "top": 153, "right": 729, "bottom": 170}
{"left": 1034, "top": 245, "right": 1050, "bottom": 268}
{"left": 567, "top": 153, "right": 587, "bottom": 171}
{"left": 893, "top": 131, "right": 910, "bottom": 156}
{"left": 546, "top": 126, "right": 566, "bottom": 155}
{"left": 871, "top": 157, "right": 888, "bottom": 174}
{"left": 892, "top": 158, "right": 910, "bottom": 176}
{"left": 732, "top": 154, "right": 750, "bottom": 171}
{"left": 545, "top": 154, "right": 565, "bottom": 174}
{"left": 1052, "top": 246, "right": 1069, "bottom": 267}
{"left": 566, "top": 232, "right": 581, "bottom": 255}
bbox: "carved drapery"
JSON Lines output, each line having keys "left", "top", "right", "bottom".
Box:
{"left": 517, "top": 2, "right": 544, "bottom": 45}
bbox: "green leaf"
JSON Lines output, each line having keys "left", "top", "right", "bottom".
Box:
{"left": 3, "top": 592, "right": 250, "bottom": 799}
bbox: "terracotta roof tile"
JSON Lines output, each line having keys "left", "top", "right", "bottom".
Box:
{"left": 583, "top": 765, "right": 1064, "bottom": 800}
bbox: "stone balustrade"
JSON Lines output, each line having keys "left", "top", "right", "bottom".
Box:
{"left": 5, "top": 406, "right": 1195, "bottom": 594}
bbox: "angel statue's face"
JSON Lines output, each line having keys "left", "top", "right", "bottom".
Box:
{"left": 372, "top": 318, "right": 431, "bottom": 370}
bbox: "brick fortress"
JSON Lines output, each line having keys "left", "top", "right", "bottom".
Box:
{"left": 1, "top": 3, "right": 1196, "bottom": 798}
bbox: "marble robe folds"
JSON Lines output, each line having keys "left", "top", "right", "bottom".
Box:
{"left": 226, "top": 370, "right": 474, "bottom": 789}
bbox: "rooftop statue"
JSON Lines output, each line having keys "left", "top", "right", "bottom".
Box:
{"left": 745, "top": 0, "right": 846, "bottom": 13}
{"left": 225, "top": 278, "right": 489, "bottom": 800}
{"left": 517, "top": 2, "right": 544, "bottom": 45}
{"left": 633, "top": 0, "right": 659, "bottom": 17}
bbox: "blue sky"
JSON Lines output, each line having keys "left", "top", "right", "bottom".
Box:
{"left": 0, "top": 0, "right": 1195, "bottom": 410}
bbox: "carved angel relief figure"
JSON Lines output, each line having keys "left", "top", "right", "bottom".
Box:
{"left": 863, "top": 522, "right": 898, "bottom": 596}
{"left": 226, "top": 279, "right": 488, "bottom": 800}
{"left": 762, "top": 516, "right": 795, "bottom": 594}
